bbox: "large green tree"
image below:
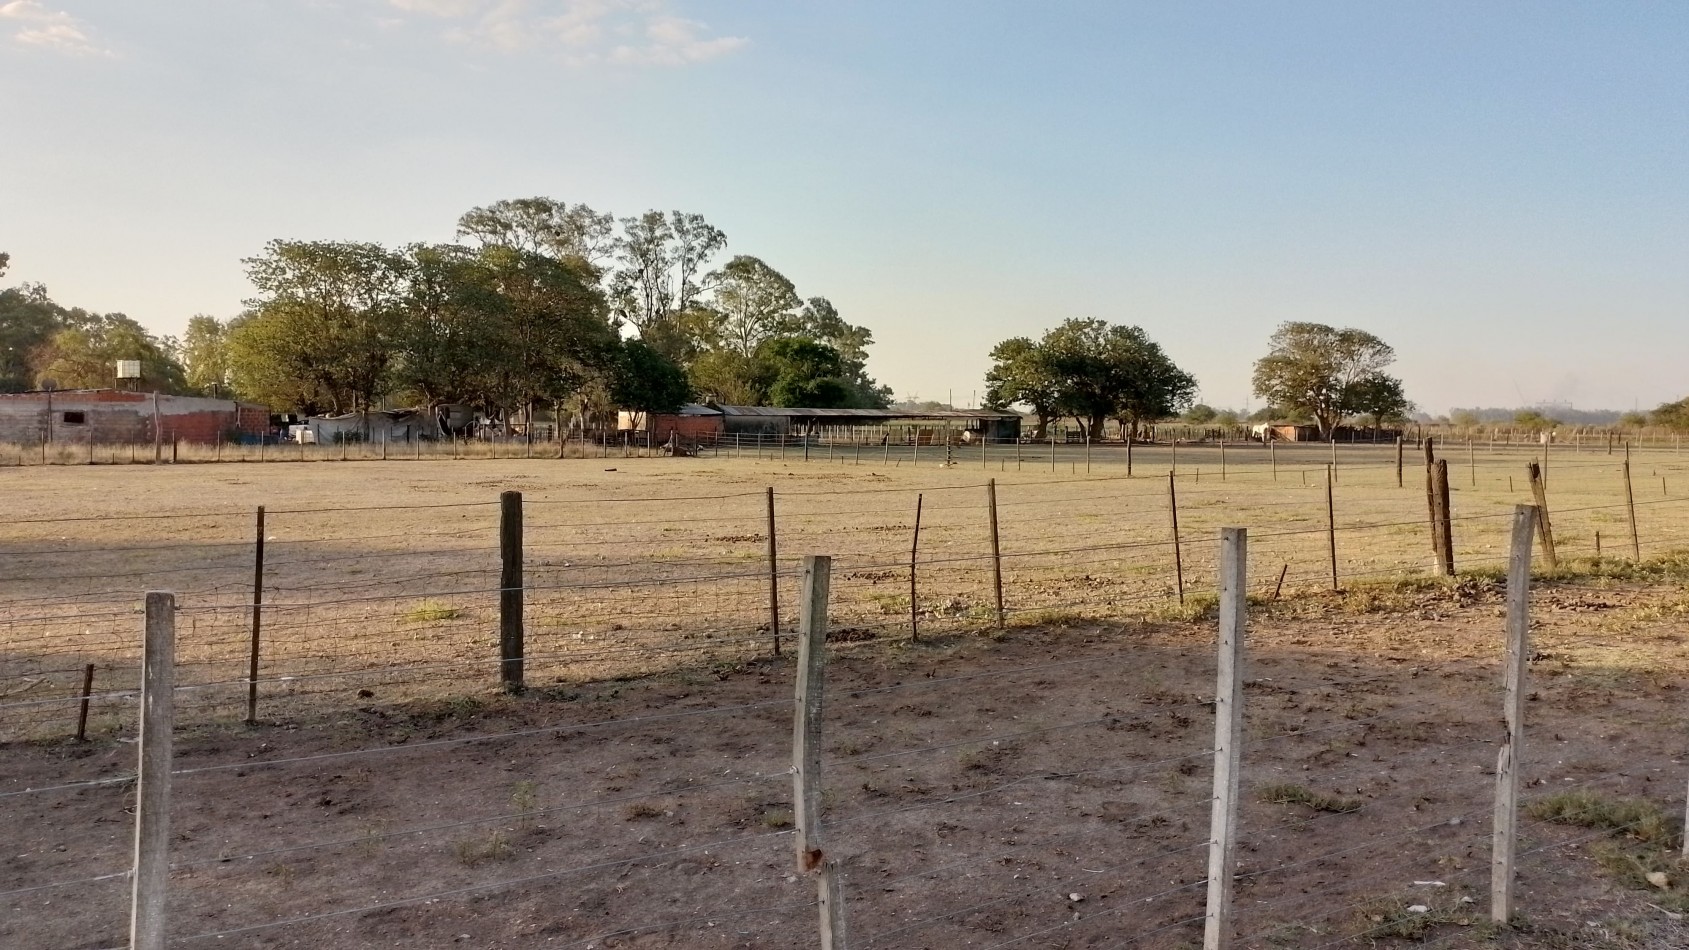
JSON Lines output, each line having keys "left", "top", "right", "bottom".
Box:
{"left": 607, "top": 210, "right": 727, "bottom": 351}
{"left": 611, "top": 338, "right": 693, "bottom": 416}
{"left": 1042, "top": 319, "right": 1196, "bottom": 440}
{"left": 456, "top": 197, "right": 616, "bottom": 271}
{"left": 179, "top": 315, "right": 230, "bottom": 396}
{"left": 983, "top": 337, "right": 1059, "bottom": 439}
{"left": 1251, "top": 322, "right": 1402, "bottom": 440}
{"left": 1345, "top": 373, "right": 1413, "bottom": 428}
{"left": 1653, "top": 397, "right": 1689, "bottom": 432}
{"left": 0, "top": 282, "right": 66, "bottom": 393}
{"left": 709, "top": 255, "right": 801, "bottom": 357}
{"left": 233, "top": 240, "right": 408, "bottom": 416}
{"left": 34, "top": 313, "right": 187, "bottom": 393}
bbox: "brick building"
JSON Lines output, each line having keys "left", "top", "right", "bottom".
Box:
{"left": 0, "top": 390, "right": 271, "bottom": 445}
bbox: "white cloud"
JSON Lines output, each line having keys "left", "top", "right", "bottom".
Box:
{"left": 0, "top": 0, "right": 107, "bottom": 55}
{"left": 384, "top": 0, "right": 748, "bottom": 64}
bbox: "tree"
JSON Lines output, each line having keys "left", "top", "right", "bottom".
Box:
{"left": 1512, "top": 409, "right": 1558, "bottom": 433}
{"left": 456, "top": 198, "right": 616, "bottom": 271}
{"left": 1183, "top": 404, "right": 1217, "bottom": 424}
{"left": 761, "top": 338, "right": 851, "bottom": 409}
{"left": 1651, "top": 398, "right": 1689, "bottom": 432}
{"left": 0, "top": 282, "right": 66, "bottom": 393}
{"left": 709, "top": 255, "right": 801, "bottom": 357}
{"left": 237, "top": 241, "right": 408, "bottom": 419}
{"left": 983, "top": 337, "right": 1058, "bottom": 439}
{"left": 1215, "top": 409, "right": 1240, "bottom": 426}
{"left": 1251, "top": 322, "right": 1401, "bottom": 440}
{"left": 34, "top": 313, "right": 188, "bottom": 393}
{"left": 1345, "top": 373, "right": 1413, "bottom": 428}
{"left": 1450, "top": 409, "right": 1482, "bottom": 429}
{"left": 611, "top": 339, "right": 692, "bottom": 415}
{"left": 793, "top": 297, "right": 890, "bottom": 408}
{"left": 607, "top": 210, "right": 727, "bottom": 351}
{"left": 0, "top": 252, "right": 9, "bottom": 278}
{"left": 390, "top": 244, "right": 508, "bottom": 412}
{"left": 689, "top": 348, "right": 771, "bottom": 405}
{"left": 1619, "top": 411, "right": 1650, "bottom": 429}
{"left": 179, "top": 315, "right": 230, "bottom": 396}
{"left": 1037, "top": 319, "right": 1196, "bottom": 440}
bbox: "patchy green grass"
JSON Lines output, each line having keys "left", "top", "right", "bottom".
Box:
{"left": 1258, "top": 783, "right": 1363, "bottom": 814}
{"left": 405, "top": 600, "right": 463, "bottom": 623}
{"left": 1528, "top": 789, "right": 1689, "bottom": 913}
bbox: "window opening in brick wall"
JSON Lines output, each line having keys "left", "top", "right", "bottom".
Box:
{"left": 62, "top": 411, "right": 86, "bottom": 425}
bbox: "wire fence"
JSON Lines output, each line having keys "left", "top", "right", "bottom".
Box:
{"left": 3, "top": 442, "right": 1689, "bottom": 948}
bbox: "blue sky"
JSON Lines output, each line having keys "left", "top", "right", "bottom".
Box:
{"left": 3, "top": 1, "right": 1686, "bottom": 413}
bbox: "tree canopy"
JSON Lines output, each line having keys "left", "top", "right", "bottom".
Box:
{"left": 983, "top": 319, "right": 1196, "bottom": 440}
{"left": 0, "top": 266, "right": 189, "bottom": 395}
{"left": 1251, "top": 322, "right": 1406, "bottom": 439}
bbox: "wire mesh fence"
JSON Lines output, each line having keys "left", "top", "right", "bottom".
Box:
{"left": 4, "top": 442, "right": 1689, "bottom": 948}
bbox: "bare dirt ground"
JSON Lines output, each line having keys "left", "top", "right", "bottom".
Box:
{"left": 5, "top": 582, "right": 1689, "bottom": 949}
{"left": 4, "top": 450, "right": 1689, "bottom": 948}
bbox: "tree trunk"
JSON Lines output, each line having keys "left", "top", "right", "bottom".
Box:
{"left": 1087, "top": 414, "right": 1106, "bottom": 441}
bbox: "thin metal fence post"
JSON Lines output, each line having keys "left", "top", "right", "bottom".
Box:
{"left": 131, "top": 591, "right": 176, "bottom": 950}
{"left": 792, "top": 555, "right": 844, "bottom": 949}
{"left": 767, "top": 487, "right": 781, "bottom": 656}
{"left": 1623, "top": 453, "right": 1641, "bottom": 560}
{"left": 1326, "top": 464, "right": 1339, "bottom": 590}
{"left": 1168, "top": 472, "right": 1185, "bottom": 604}
{"left": 1492, "top": 505, "right": 1537, "bottom": 924}
{"left": 499, "top": 491, "right": 524, "bottom": 692}
{"left": 987, "top": 479, "right": 1004, "bottom": 628}
{"left": 1203, "top": 527, "right": 1247, "bottom": 950}
{"left": 909, "top": 494, "right": 922, "bottom": 641}
{"left": 246, "top": 506, "right": 265, "bottom": 723}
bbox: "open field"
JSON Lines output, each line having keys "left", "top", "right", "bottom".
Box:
{"left": 4, "top": 444, "right": 1689, "bottom": 947}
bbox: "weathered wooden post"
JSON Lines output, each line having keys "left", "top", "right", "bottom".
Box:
{"left": 1492, "top": 505, "right": 1536, "bottom": 924}
{"left": 499, "top": 491, "right": 524, "bottom": 692}
{"left": 1204, "top": 527, "right": 1247, "bottom": 950}
{"left": 767, "top": 487, "right": 781, "bottom": 655}
{"left": 246, "top": 506, "right": 266, "bottom": 723}
{"left": 131, "top": 592, "right": 176, "bottom": 950}
{"left": 1526, "top": 462, "right": 1557, "bottom": 571}
{"left": 792, "top": 556, "right": 845, "bottom": 948}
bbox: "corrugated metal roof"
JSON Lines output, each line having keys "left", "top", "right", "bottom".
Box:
{"left": 709, "top": 404, "right": 1019, "bottom": 420}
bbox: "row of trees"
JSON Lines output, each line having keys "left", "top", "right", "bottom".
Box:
{"left": 212, "top": 199, "right": 891, "bottom": 425}
{"left": 1, "top": 200, "right": 893, "bottom": 426}
{"left": 0, "top": 255, "right": 191, "bottom": 395}
{"left": 982, "top": 320, "right": 1414, "bottom": 441}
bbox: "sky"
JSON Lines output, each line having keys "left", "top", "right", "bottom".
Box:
{"left": 2, "top": 1, "right": 1687, "bottom": 415}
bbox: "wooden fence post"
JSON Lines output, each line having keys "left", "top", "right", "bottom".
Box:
{"left": 1168, "top": 472, "right": 1185, "bottom": 605}
{"left": 75, "top": 663, "right": 94, "bottom": 741}
{"left": 792, "top": 555, "right": 844, "bottom": 949}
{"left": 1203, "top": 527, "right": 1247, "bottom": 950}
{"left": 1269, "top": 438, "right": 1275, "bottom": 480}
{"left": 1423, "top": 439, "right": 1439, "bottom": 559}
{"left": 499, "top": 491, "right": 524, "bottom": 692}
{"left": 131, "top": 591, "right": 176, "bottom": 950}
{"left": 1220, "top": 439, "right": 1226, "bottom": 480}
{"left": 1433, "top": 460, "right": 1455, "bottom": 576}
{"left": 1395, "top": 436, "right": 1404, "bottom": 488}
{"left": 246, "top": 506, "right": 265, "bottom": 724}
{"left": 1526, "top": 463, "right": 1557, "bottom": 571}
{"left": 909, "top": 494, "right": 922, "bottom": 641}
{"left": 1623, "top": 455, "right": 1641, "bottom": 561}
{"left": 1492, "top": 505, "right": 1537, "bottom": 924}
{"left": 1125, "top": 431, "right": 1133, "bottom": 477}
{"left": 987, "top": 479, "right": 1005, "bottom": 628}
{"left": 767, "top": 487, "right": 781, "bottom": 656}
{"left": 1325, "top": 464, "right": 1339, "bottom": 591}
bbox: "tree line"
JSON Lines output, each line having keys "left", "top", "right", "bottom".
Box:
{"left": 983, "top": 319, "right": 1415, "bottom": 440}
{"left": 0, "top": 200, "right": 894, "bottom": 426}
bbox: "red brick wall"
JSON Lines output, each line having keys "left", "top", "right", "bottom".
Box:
{"left": 649, "top": 415, "right": 724, "bottom": 442}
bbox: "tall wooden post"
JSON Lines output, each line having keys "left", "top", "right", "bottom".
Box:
{"left": 987, "top": 479, "right": 1005, "bottom": 628}
{"left": 131, "top": 592, "right": 176, "bottom": 950}
{"left": 1125, "top": 431, "right": 1133, "bottom": 477}
{"left": 1623, "top": 451, "right": 1641, "bottom": 561}
{"left": 499, "top": 491, "right": 524, "bottom": 692}
{"left": 151, "top": 391, "right": 162, "bottom": 464}
{"left": 1433, "top": 460, "right": 1455, "bottom": 576}
{"left": 767, "top": 488, "right": 781, "bottom": 655}
{"left": 1526, "top": 463, "right": 1557, "bottom": 571}
{"left": 246, "top": 506, "right": 265, "bottom": 724}
{"left": 1168, "top": 472, "right": 1185, "bottom": 605}
{"left": 1203, "top": 528, "right": 1247, "bottom": 950}
{"left": 792, "top": 556, "right": 845, "bottom": 949}
{"left": 1491, "top": 505, "right": 1537, "bottom": 924}
{"left": 1395, "top": 436, "right": 1404, "bottom": 488}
